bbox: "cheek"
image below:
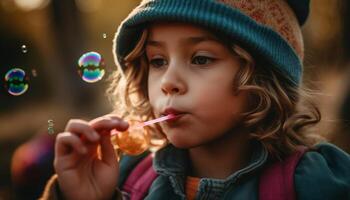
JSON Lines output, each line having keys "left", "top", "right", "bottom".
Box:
{"left": 147, "top": 74, "right": 160, "bottom": 107}
{"left": 147, "top": 76, "right": 154, "bottom": 102}
{"left": 191, "top": 78, "right": 235, "bottom": 107}
{"left": 193, "top": 83, "right": 247, "bottom": 122}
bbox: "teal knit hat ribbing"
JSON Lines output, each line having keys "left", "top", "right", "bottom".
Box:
{"left": 113, "top": 0, "right": 310, "bottom": 86}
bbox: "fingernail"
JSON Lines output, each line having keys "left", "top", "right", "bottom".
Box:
{"left": 121, "top": 121, "right": 129, "bottom": 127}
{"left": 111, "top": 119, "right": 128, "bottom": 128}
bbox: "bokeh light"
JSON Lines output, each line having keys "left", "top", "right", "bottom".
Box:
{"left": 31, "top": 69, "right": 37, "bottom": 77}
{"left": 14, "top": 0, "right": 50, "bottom": 11}
{"left": 21, "top": 45, "right": 27, "bottom": 53}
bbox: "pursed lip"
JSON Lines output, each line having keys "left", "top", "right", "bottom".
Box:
{"left": 161, "top": 107, "right": 187, "bottom": 116}
{"left": 160, "top": 107, "right": 188, "bottom": 123}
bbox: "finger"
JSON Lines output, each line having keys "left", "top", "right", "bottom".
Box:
{"left": 65, "top": 119, "right": 100, "bottom": 142}
{"left": 54, "top": 150, "right": 81, "bottom": 172}
{"left": 99, "top": 134, "right": 118, "bottom": 166}
{"left": 55, "top": 132, "right": 87, "bottom": 157}
{"left": 89, "top": 115, "right": 129, "bottom": 133}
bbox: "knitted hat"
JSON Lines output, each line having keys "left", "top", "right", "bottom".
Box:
{"left": 113, "top": 0, "right": 310, "bottom": 86}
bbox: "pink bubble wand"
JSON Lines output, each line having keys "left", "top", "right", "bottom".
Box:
{"left": 111, "top": 114, "right": 176, "bottom": 136}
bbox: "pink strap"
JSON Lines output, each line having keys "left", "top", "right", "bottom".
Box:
{"left": 122, "top": 154, "right": 158, "bottom": 200}
{"left": 259, "top": 146, "right": 308, "bottom": 200}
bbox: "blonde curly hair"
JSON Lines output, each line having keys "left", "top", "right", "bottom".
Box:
{"left": 107, "top": 28, "right": 321, "bottom": 160}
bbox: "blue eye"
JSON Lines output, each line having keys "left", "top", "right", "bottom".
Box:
{"left": 192, "top": 56, "right": 215, "bottom": 65}
{"left": 149, "top": 58, "right": 167, "bottom": 68}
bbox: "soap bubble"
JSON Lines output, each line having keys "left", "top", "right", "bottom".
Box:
{"left": 4, "top": 68, "right": 29, "bottom": 96}
{"left": 111, "top": 120, "right": 150, "bottom": 156}
{"left": 77, "top": 51, "right": 105, "bottom": 83}
{"left": 21, "top": 45, "right": 27, "bottom": 53}
{"left": 31, "top": 69, "right": 38, "bottom": 77}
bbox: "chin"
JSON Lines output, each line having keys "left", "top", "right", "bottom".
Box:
{"left": 167, "top": 135, "right": 201, "bottom": 149}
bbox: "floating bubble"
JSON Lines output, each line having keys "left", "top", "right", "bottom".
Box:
{"left": 111, "top": 120, "right": 150, "bottom": 156}
{"left": 48, "top": 119, "right": 54, "bottom": 135}
{"left": 31, "top": 69, "right": 37, "bottom": 77}
{"left": 4, "top": 68, "right": 29, "bottom": 96}
{"left": 21, "top": 45, "right": 27, "bottom": 53}
{"left": 77, "top": 51, "right": 105, "bottom": 83}
{"left": 102, "top": 33, "right": 107, "bottom": 39}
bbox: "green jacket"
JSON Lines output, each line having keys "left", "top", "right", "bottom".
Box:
{"left": 118, "top": 142, "right": 350, "bottom": 200}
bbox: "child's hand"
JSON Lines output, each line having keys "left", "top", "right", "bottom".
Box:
{"left": 54, "top": 115, "right": 129, "bottom": 200}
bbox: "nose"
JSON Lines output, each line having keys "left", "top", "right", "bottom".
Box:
{"left": 160, "top": 64, "right": 186, "bottom": 95}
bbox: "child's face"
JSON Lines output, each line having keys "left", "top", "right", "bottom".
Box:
{"left": 146, "top": 22, "right": 249, "bottom": 148}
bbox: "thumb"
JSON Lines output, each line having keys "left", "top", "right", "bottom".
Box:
{"left": 99, "top": 133, "right": 118, "bottom": 167}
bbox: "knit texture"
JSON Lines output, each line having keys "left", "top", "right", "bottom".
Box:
{"left": 113, "top": 0, "right": 310, "bottom": 86}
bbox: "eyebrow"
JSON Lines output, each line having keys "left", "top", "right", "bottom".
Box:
{"left": 146, "top": 35, "right": 220, "bottom": 47}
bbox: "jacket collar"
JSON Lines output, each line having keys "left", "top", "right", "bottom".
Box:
{"left": 153, "top": 141, "right": 268, "bottom": 179}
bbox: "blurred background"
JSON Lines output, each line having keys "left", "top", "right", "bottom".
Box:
{"left": 0, "top": 0, "right": 349, "bottom": 199}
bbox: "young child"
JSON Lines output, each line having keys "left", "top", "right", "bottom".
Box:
{"left": 41, "top": 0, "right": 350, "bottom": 199}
